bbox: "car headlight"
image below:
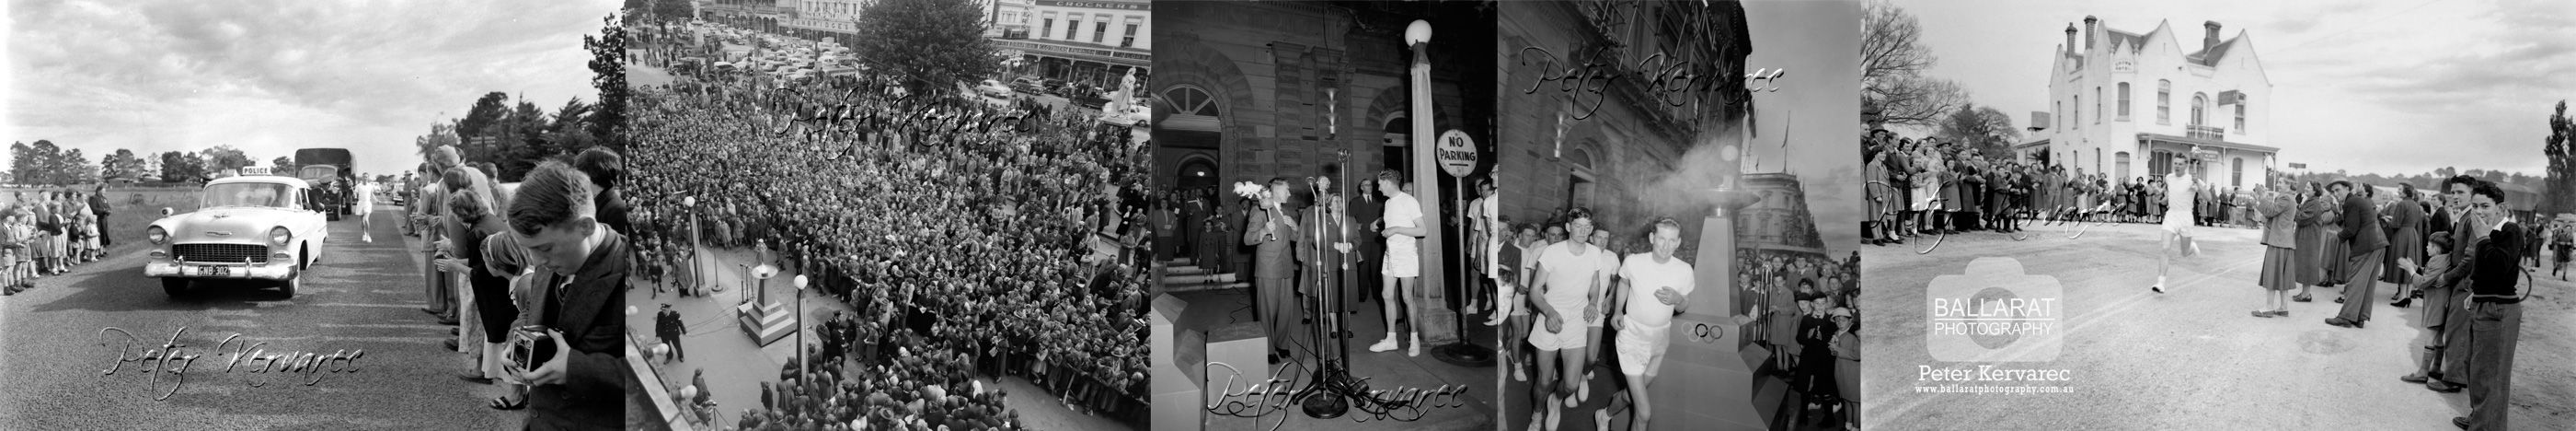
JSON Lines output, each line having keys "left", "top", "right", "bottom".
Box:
{"left": 270, "top": 227, "right": 293, "bottom": 246}
{"left": 147, "top": 226, "right": 167, "bottom": 245}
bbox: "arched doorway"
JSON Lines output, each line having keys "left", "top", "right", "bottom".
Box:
{"left": 1177, "top": 157, "right": 1218, "bottom": 192}
{"left": 1383, "top": 115, "right": 1411, "bottom": 174}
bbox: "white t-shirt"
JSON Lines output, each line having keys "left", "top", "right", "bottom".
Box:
{"left": 2165, "top": 174, "right": 2192, "bottom": 216}
{"left": 1597, "top": 245, "right": 1623, "bottom": 280}
{"left": 354, "top": 182, "right": 379, "bottom": 205}
{"left": 1383, "top": 192, "right": 1422, "bottom": 252}
{"left": 1468, "top": 196, "right": 1499, "bottom": 274}
{"left": 1618, "top": 252, "right": 1696, "bottom": 330}
{"left": 1535, "top": 241, "right": 1605, "bottom": 306}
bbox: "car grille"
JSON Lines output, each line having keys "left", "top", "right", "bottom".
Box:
{"left": 173, "top": 244, "right": 270, "bottom": 264}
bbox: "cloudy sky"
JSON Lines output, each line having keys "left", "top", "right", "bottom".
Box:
{"left": 1894, "top": 0, "right": 2576, "bottom": 177}
{"left": 6, "top": 0, "right": 619, "bottom": 178}
{"left": 1746, "top": 0, "right": 1864, "bottom": 257}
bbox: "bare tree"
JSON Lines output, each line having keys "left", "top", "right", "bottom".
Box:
{"left": 1873, "top": 76, "right": 1967, "bottom": 128}
{"left": 1861, "top": 0, "right": 1930, "bottom": 87}
{"left": 1861, "top": 0, "right": 1964, "bottom": 128}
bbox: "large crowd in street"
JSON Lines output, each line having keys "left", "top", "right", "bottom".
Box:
{"left": 624, "top": 41, "right": 1154, "bottom": 429}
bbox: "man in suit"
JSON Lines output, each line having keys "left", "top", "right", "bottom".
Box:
{"left": 1244, "top": 178, "right": 1301, "bottom": 364}
{"left": 656, "top": 304, "right": 687, "bottom": 363}
{"left": 2326, "top": 181, "right": 2388, "bottom": 328}
{"left": 508, "top": 161, "right": 631, "bottom": 429}
{"left": 1350, "top": 180, "right": 1383, "bottom": 306}
{"left": 2457, "top": 181, "right": 2527, "bottom": 430}
{"left": 418, "top": 149, "right": 457, "bottom": 323}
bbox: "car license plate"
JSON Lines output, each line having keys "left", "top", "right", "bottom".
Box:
{"left": 194, "top": 266, "right": 229, "bottom": 276}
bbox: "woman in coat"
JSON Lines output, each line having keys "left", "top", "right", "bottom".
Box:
{"left": 2254, "top": 185, "right": 2301, "bottom": 317}
{"left": 2293, "top": 181, "right": 2332, "bottom": 302}
{"left": 1864, "top": 149, "right": 1893, "bottom": 244}
{"left": 2317, "top": 186, "right": 2351, "bottom": 287}
{"left": 2379, "top": 184, "right": 2427, "bottom": 304}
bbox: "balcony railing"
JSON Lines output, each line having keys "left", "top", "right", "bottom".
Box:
{"left": 2186, "top": 124, "right": 2225, "bottom": 141}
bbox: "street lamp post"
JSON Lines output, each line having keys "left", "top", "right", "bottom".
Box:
{"left": 684, "top": 196, "right": 700, "bottom": 295}
{"left": 795, "top": 274, "right": 810, "bottom": 390}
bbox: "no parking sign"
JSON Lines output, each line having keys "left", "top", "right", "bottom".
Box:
{"left": 1435, "top": 130, "right": 1477, "bottom": 177}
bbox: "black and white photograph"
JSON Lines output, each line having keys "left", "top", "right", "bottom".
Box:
{"left": 1, "top": 0, "right": 635, "bottom": 429}
{"left": 622, "top": 0, "right": 1153, "bottom": 430}
{"left": 1858, "top": 0, "right": 2576, "bottom": 429}
{"left": 1496, "top": 1, "right": 1863, "bottom": 431}
{"left": 1145, "top": 1, "right": 1499, "bottom": 430}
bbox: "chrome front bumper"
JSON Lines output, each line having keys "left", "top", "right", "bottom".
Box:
{"left": 144, "top": 262, "right": 293, "bottom": 280}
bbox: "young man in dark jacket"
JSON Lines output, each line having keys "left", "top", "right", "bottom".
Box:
{"left": 2457, "top": 181, "right": 2526, "bottom": 430}
{"left": 508, "top": 161, "right": 630, "bottom": 430}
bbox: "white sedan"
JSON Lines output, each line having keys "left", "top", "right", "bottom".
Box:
{"left": 144, "top": 175, "right": 330, "bottom": 297}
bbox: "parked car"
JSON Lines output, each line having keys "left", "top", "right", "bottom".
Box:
{"left": 1010, "top": 76, "right": 1045, "bottom": 95}
{"left": 974, "top": 79, "right": 1015, "bottom": 99}
{"left": 144, "top": 175, "right": 329, "bottom": 298}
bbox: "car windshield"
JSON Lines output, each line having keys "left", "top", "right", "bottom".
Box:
{"left": 202, "top": 182, "right": 296, "bottom": 208}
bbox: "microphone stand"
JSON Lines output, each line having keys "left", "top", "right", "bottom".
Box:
{"left": 1297, "top": 149, "right": 1354, "bottom": 419}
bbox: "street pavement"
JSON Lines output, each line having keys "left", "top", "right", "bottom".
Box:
{"left": 1863, "top": 222, "right": 2576, "bottom": 430}
{"left": 0, "top": 205, "right": 524, "bottom": 430}
{"left": 1169, "top": 286, "right": 1498, "bottom": 431}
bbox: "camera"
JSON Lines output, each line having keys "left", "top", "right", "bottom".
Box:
{"left": 506, "top": 325, "right": 559, "bottom": 372}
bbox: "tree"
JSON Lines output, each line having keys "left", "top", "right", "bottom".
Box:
{"left": 1860, "top": 0, "right": 1963, "bottom": 128}
{"left": 585, "top": 13, "right": 628, "bottom": 150}
{"left": 457, "top": 92, "right": 514, "bottom": 165}
{"left": 651, "top": 0, "right": 693, "bottom": 23}
{"left": 553, "top": 98, "right": 593, "bottom": 133}
{"left": 9, "top": 141, "right": 31, "bottom": 185}
{"left": 852, "top": 0, "right": 998, "bottom": 92}
{"left": 29, "top": 140, "right": 63, "bottom": 185}
{"left": 102, "top": 149, "right": 148, "bottom": 182}
{"left": 417, "top": 122, "right": 462, "bottom": 162}
{"left": 492, "top": 99, "right": 554, "bottom": 181}
{"left": 61, "top": 148, "right": 97, "bottom": 184}
{"left": 1936, "top": 103, "right": 2020, "bottom": 160}
{"left": 201, "top": 146, "right": 253, "bottom": 173}
{"left": 2543, "top": 101, "right": 2576, "bottom": 215}
{"left": 158, "top": 151, "right": 205, "bottom": 183}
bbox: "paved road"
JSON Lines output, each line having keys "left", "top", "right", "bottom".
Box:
{"left": 0, "top": 206, "right": 523, "bottom": 430}
{"left": 1863, "top": 223, "right": 2576, "bottom": 430}
{"left": 1171, "top": 287, "right": 1497, "bottom": 431}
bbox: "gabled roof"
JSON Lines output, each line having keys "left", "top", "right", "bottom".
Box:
{"left": 2104, "top": 29, "right": 2148, "bottom": 54}
{"left": 2188, "top": 34, "right": 2244, "bottom": 66}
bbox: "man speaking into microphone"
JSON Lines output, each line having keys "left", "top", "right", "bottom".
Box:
{"left": 1246, "top": 178, "right": 1302, "bottom": 364}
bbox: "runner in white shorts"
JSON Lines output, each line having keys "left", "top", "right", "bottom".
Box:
{"left": 1605, "top": 218, "right": 1694, "bottom": 431}
{"left": 1580, "top": 228, "right": 1620, "bottom": 403}
{"left": 1370, "top": 170, "right": 1429, "bottom": 356}
{"left": 354, "top": 181, "right": 379, "bottom": 242}
{"left": 1526, "top": 208, "right": 1604, "bottom": 430}
{"left": 2153, "top": 165, "right": 2196, "bottom": 294}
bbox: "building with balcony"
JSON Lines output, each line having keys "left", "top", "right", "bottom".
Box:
{"left": 995, "top": 0, "right": 1150, "bottom": 87}
{"left": 2017, "top": 17, "right": 2276, "bottom": 191}
{"left": 995, "top": 0, "right": 1032, "bottom": 39}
